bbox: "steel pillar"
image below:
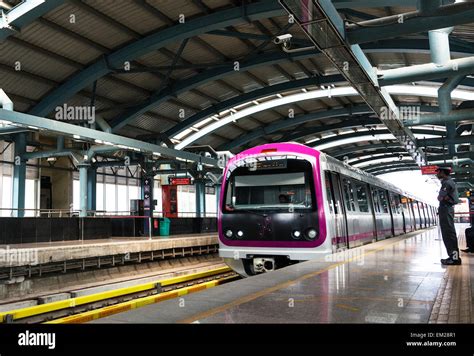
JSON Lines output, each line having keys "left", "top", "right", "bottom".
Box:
{"left": 438, "top": 75, "right": 465, "bottom": 156}
{"left": 195, "top": 179, "right": 206, "bottom": 218}
{"left": 215, "top": 184, "right": 221, "bottom": 215}
{"left": 12, "top": 132, "right": 26, "bottom": 217}
{"left": 87, "top": 167, "right": 96, "bottom": 212}
{"left": 78, "top": 164, "right": 89, "bottom": 217}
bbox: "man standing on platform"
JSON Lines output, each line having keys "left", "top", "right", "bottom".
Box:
{"left": 436, "top": 166, "right": 461, "bottom": 265}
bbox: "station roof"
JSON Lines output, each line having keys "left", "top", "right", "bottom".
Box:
{"left": 0, "top": 0, "right": 472, "bottom": 187}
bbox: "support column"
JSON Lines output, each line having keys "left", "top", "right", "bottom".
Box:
{"left": 87, "top": 167, "right": 96, "bottom": 212}
{"left": 195, "top": 179, "right": 206, "bottom": 218}
{"left": 78, "top": 164, "right": 89, "bottom": 217}
{"left": 141, "top": 176, "right": 154, "bottom": 236}
{"left": 215, "top": 184, "right": 221, "bottom": 215}
{"left": 438, "top": 75, "right": 465, "bottom": 157}
{"left": 12, "top": 133, "right": 26, "bottom": 217}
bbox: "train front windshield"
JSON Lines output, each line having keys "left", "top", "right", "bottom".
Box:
{"left": 223, "top": 157, "right": 315, "bottom": 212}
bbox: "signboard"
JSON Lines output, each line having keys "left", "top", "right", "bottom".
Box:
{"left": 256, "top": 159, "right": 287, "bottom": 170}
{"left": 168, "top": 177, "right": 192, "bottom": 185}
{"left": 143, "top": 178, "right": 152, "bottom": 209}
{"left": 421, "top": 165, "right": 439, "bottom": 175}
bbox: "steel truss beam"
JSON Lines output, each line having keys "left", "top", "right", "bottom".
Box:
{"left": 346, "top": 2, "right": 474, "bottom": 44}
{"left": 0, "top": 109, "right": 218, "bottom": 166}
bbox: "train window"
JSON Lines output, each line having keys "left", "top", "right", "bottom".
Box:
{"left": 378, "top": 190, "right": 389, "bottom": 214}
{"left": 324, "top": 172, "right": 335, "bottom": 214}
{"left": 223, "top": 158, "right": 315, "bottom": 212}
{"left": 389, "top": 192, "right": 401, "bottom": 214}
{"left": 342, "top": 178, "right": 356, "bottom": 212}
{"left": 355, "top": 182, "right": 369, "bottom": 213}
{"left": 371, "top": 188, "right": 381, "bottom": 213}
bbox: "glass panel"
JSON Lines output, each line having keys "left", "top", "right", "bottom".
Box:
{"left": 355, "top": 182, "right": 369, "bottom": 213}
{"left": 224, "top": 159, "right": 314, "bottom": 212}
{"left": 378, "top": 190, "right": 389, "bottom": 213}
{"left": 117, "top": 185, "right": 127, "bottom": 213}
{"left": 342, "top": 178, "right": 355, "bottom": 212}
{"left": 105, "top": 184, "right": 116, "bottom": 212}
{"left": 324, "top": 172, "right": 335, "bottom": 214}
{"left": 1, "top": 176, "right": 12, "bottom": 216}
{"left": 73, "top": 179, "right": 80, "bottom": 212}
{"left": 96, "top": 183, "right": 104, "bottom": 211}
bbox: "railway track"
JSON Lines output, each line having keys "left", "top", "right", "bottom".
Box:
{"left": 0, "top": 266, "right": 239, "bottom": 324}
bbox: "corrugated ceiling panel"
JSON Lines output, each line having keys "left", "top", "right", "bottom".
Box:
{"left": 84, "top": 0, "right": 166, "bottom": 35}
{"left": 15, "top": 21, "right": 102, "bottom": 65}
{"left": 0, "top": 39, "right": 76, "bottom": 83}
{"left": 45, "top": 3, "right": 135, "bottom": 49}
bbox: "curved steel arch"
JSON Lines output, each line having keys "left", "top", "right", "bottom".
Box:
{"left": 371, "top": 167, "right": 421, "bottom": 176}
{"left": 110, "top": 49, "right": 317, "bottom": 131}
{"left": 28, "top": 0, "right": 284, "bottom": 117}
{"left": 281, "top": 121, "right": 444, "bottom": 144}
{"left": 165, "top": 75, "right": 345, "bottom": 138}
{"left": 172, "top": 78, "right": 471, "bottom": 149}
{"left": 347, "top": 153, "right": 412, "bottom": 166}
{"left": 218, "top": 105, "right": 375, "bottom": 150}
{"left": 336, "top": 148, "right": 420, "bottom": 160}
{"left": 329, "top": 142, "right": 441, "bottom": 158}
{"left": 306, "top": 128, "right": 443, "bottom": 149}
{"left": 364, "top": 162, "right": 420, "bottom": 173}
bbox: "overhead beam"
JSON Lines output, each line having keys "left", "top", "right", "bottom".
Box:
{"left": 0, "top": 0, "right": 66, "bottom": 41}
{"left": 0, "top": 109, "right": 218, "bottom": 166}
{"left": 346, "top": 2, "right": 474, "bottom": 44}
{"left": 333, "top": 0, "right": 417, "bottom": 8}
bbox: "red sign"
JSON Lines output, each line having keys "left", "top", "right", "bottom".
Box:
{"left": 168, "top": 177, "right": 192, "bottom": 185}
{"left": 421, "top": 165, "right": 439, "bottom": 175}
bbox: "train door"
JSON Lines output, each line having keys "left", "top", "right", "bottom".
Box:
{"left": 412, "top": 200, "right": 421, "bottom": 229}
{"left": 419, "top": 202, "right": 427, "bottom": 228}
{"left": 373, "top": 188, "right": 392, "bottom": 239}
{"left": 401, "top": 196, "right": 414, "bottom": 232}
{"left": 371, "top": 187, "right": 381, "bottom": 240}
{"left": 354, "top": 180, "right": 376, "bottom": 244}
{"left": 341, "top": 176, "right": 358, "bottom": 247}
{"left": 327, "top": 172, "right": 348, "bottom": 250}
{"left": 389, "top": 192, "right": 404, "bottom": 235}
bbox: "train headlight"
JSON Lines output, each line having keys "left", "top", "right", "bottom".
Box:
{"left": 237, "top": 230, "right": 244, "bottom": 238}
{"left": 225, "top": 229, "right": 233, "bottom": 238}
{"left": 305, "top": 228, "right": 317, "bottom": 240}
{"left": 292, "top": 230, "right": 301, "bottom": 239}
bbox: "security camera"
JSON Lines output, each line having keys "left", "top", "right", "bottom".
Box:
{"left": 273, "top": 34, "right": 292, "bottom": 45}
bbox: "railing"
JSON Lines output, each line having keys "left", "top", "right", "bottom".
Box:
{"left": 0, "top": 208, "right": 79, "bottom": 218}
{"left": 0, "top": 208, "right": 218, "bottom": 219}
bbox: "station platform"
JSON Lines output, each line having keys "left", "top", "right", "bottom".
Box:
{"left": 94, "top": 224, "right": 473, "bottom": 324}
{"left": 0, "top": 233, "right": 218, "bottom": 268}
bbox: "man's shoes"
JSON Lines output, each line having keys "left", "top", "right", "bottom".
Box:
{"left": 461, "top": 248, "right": 474, "bottom": 253}
{"left": 441, "top": 257, "right": 462, "bottom": 265}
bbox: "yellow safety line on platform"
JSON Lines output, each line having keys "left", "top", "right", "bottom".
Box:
{"left": 0, "top": 266, "right": 231, "bottom": 323}
{"left": 45, "top": 276, "right": 236, "bottom": 324}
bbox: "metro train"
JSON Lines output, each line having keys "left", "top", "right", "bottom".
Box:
{"left": 218, "top": 142, "right": 438, "bottom": 276}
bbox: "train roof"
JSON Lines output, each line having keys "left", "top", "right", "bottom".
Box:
{"left": 233, "top": 142, "right": 433, "bottom": 206}
{"left": 320, "top": 151, "right": 433, "bottom": 205}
